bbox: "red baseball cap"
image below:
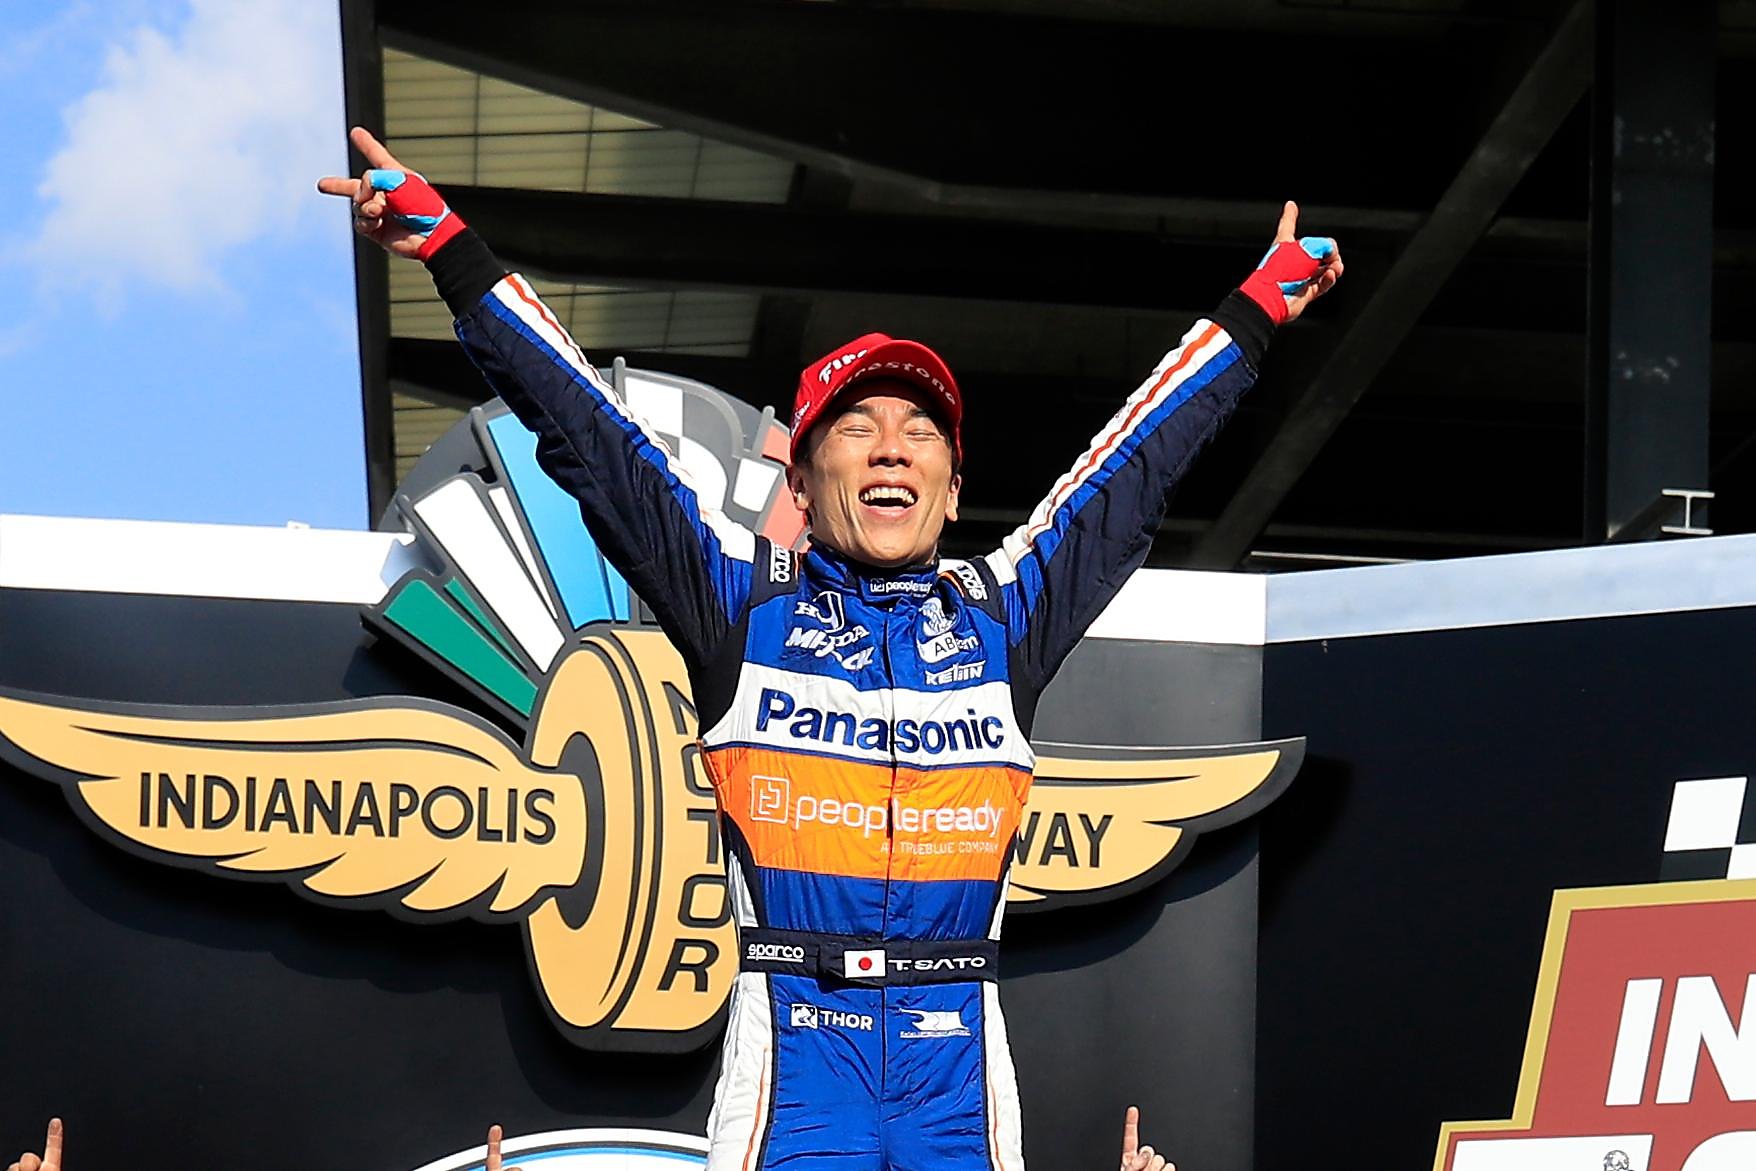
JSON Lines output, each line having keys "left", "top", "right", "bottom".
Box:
{"left": 791, "top": 333, "right": 963, "bottom": 463}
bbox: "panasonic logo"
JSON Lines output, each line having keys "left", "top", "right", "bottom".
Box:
{"left": 755, "top": 687, "right": 1005, "bottom": 755}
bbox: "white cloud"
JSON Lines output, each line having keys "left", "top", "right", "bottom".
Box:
{"left": 27, "top": 0, "right": 342, "bottom": 301}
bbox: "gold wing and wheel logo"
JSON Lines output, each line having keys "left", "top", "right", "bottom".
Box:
{"left": 0, "top": 367, "right": 1303, "bottom": 1051}
{"left": 0, "top": 626, "right": 727, "bottom": 1054}
{"left": 1009, "top": 740, "right": 1304, "bottom": 911}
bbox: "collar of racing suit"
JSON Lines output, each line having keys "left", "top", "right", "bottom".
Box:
{"left": 802, "top": 543, "right": 940, "bottom": 606}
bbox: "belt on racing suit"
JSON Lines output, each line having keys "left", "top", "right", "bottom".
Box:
{"left": 738, "top": 927, "right": 999, "bottom": 985}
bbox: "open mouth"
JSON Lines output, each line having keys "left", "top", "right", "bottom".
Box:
{"left": 859, "top": 485, "right": 919, "bottom": 510}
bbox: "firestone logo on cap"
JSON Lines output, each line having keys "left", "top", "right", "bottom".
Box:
{"left": 818, "top": 349, "right": 871, "bottom": 385}
{"left": 845, "top": 358, "right": 954, "bottom": 406}
{"left": 792, "top": 333, "right": 965, "bottom": 462}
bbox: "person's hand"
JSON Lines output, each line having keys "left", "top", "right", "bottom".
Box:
{"left": 8, "top": 1118, "right": 63, "bottom": 1171}
{"left": 1238, "top": 201, "right": 1343, "bottom": 325}
{"left": 485, "top": 1124, "right": 503, "bottom": 1171}
{"left": 317, "top": 127, "right": 465, "bottom": 261}
{"left": 1120, "top": 1105, "right": 1174, "bottom": 1171}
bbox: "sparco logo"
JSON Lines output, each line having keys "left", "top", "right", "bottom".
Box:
{"left": 746, "top": 941, "right": 805, "bottom": 963}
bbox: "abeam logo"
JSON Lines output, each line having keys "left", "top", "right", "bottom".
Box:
{"left": 0, "top": 379, "right": 1306, "bottom": 1055}
{"left": 1434, "top": 880, "right": 1756, "bottom": 1171}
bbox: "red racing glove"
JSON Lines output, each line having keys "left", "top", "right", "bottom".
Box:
{"left": 1239, "top": 236, "right": 1337, "bottom": 326}
{"left": 364, "top": 168, "right": 466, "bottom": 261}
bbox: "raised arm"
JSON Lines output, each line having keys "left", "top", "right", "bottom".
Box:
{"left": 987, "top": 203, "right": 1341, "bottom": 693}
{"left": 7, "top": 1118, "right": 62, "bottom": 1171}
{"left": 320, "top": 129, "right": 758, "bottom": 670}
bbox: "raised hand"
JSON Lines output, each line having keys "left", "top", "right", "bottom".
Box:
{"left": 8, "top": 1118, "right": 64, "bottom": 1171}
{"left": 1120, "top": 1105, "right": 1174, "bottom": 1171}
{"left": 317, "top": 127, "right": 465, "bottom": 261}
{"left": 1239, "top": 200, "right": 1344, "bottom": 325}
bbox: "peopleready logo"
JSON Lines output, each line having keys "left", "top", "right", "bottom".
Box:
{"left": 755, "top": 687, "right": 1006, "bottom": 756}
{"left": 748, "top": 774, "right": 1004, "bottom": 840}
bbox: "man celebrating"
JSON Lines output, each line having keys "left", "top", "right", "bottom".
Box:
{"left": 322, "top": 128, "right": 1339, "bottom": 1171}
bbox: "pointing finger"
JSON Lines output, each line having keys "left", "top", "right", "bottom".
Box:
{"left": 486, "top": 1123, "right": 503, "bottom": 1171}
{"left": 42, "top": 1121, "right": 60, "bottom": 1171}
{"left": 1122, "top": 1106, "right": 1140, "bottom": 1159}
{"left": 349, "top": 126, "right": 401, "bottom": 170}
{"left": 316, "top": 176, "right": 361, "bottom": 198}
{"left": 1274, "top": 199, "right": 1298, "bottom": 243}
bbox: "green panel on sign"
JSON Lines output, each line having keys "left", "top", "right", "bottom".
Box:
{"left": 444, "top": 577, "right": 521, "bottom": 662}
{"left": 382, "top": 579, "right": 538, "bottom": 717}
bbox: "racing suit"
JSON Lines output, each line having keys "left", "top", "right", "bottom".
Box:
{"left": 426, "top": 228, "right": 1274, "bottom": 1171}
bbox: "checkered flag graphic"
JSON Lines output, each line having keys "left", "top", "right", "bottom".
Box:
{"left": 1660, "top": 776, "right": 1756, "bottom": 880}
{"left": 618, "top": 363, "right": 804, "bottom": 546}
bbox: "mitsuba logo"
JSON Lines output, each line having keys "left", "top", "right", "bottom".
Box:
{"left": 1435, "top": 880, "right": 1756, "bottom": 1171}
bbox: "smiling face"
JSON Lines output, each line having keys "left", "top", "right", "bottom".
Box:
{"left": 786, "top": 379, "right": 961, "bottom": 569}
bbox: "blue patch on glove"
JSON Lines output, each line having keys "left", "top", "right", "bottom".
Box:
{"left": 1257, "top": 236, "right": 1337, "bottom": 294}
{"left": 365, "top": 169, "right": 408, "bottom": 192}
{"left": 391, "top": 207, "right": 450, "bottom": 235}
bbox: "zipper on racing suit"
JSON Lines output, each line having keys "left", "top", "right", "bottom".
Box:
{"left": 877, "top": 601, "right": 898, "bottom": 1157}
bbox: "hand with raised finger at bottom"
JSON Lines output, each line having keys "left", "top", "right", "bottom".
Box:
{"left": 1238, "top": 200, "right": 1344, "bottom": 325}
{"left": 486, "top": 1124, "right": 503, "bottom": 1171}
{"left": 8, "top": 1118, "right": 64, "bottom": 1171}
{"left": 1120, "top": 1106, "right": 1174, "bottom": 1171}
{"left": 316, "top": 126, "right": 464, "bottom": 261}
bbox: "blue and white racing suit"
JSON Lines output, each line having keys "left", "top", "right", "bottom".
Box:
{"left": 426, "top": 228, "right": 1274, "bottom": 1171}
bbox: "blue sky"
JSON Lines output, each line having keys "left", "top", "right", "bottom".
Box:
{"left": 0, "top": 0, "right": 367, "bottom": 530}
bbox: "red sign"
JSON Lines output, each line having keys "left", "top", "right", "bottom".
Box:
{"left": 1436, "top": 880, "right": 1756, "bottom": 1171}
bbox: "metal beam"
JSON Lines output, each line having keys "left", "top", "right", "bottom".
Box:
{"left": 339, "top": 0, "right": 394, "bottom": 525}
{"left": 379, "top": 0, "right": 1535, "bottom": 215}
{"left": 1583, "top": 0, "right": 1717, "bottom": 540}
{"left": 1188, "top": 0, "right": 1593, "bottom": 569}
{"left": 439, "top": 186, "right": 1246, "bottom": 310}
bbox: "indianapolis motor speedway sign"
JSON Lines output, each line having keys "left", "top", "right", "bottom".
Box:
{"left": 0, "top": 369, "right": 1301, "bottom": 1053}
